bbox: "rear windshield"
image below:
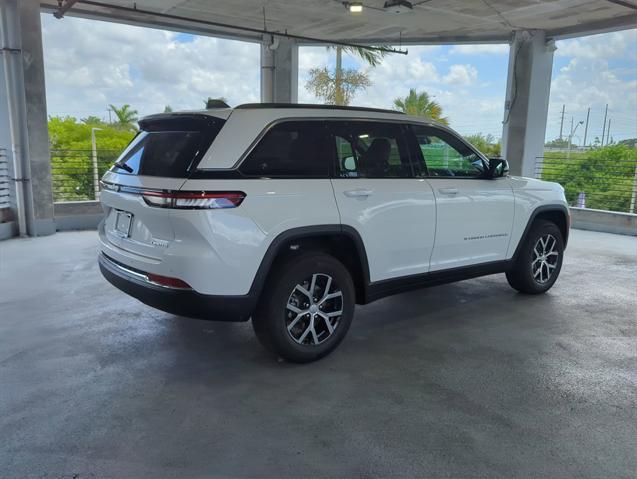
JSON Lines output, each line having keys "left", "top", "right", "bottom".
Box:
{"left": 111, "top": 115, "right": 224, "bottom": 177}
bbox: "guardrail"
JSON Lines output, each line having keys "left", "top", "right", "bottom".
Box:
{"left": 535, "top": 155, "right": 637, "bottom": 214}
{"left": 0, "top": 148, "right": 10, "bottom": 210}
{"left": 51, "top": 149, "right": 120, "bottom": 202}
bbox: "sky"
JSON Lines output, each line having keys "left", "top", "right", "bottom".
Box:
{"left": 41, "top": 14, "right": 637, "bottom": 143}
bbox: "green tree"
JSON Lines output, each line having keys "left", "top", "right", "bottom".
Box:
{"left": 393, "top": 89, "right": 448, "bottom": 124}
{"left": 545, "top": 138, "right": 576, "bottom": 149}
{"left": 48, "top": 116, "right": 136, "bottom": 201}
{"left": 540, "top": 145, "right": 637, "bottom": 212}
{"left": 306, "top": 67, "right": 370, "bottom": 106}
{"left": 80, "top": 115, "right": 105, "bottom": 125}
{"left": 306, "top": 45, "right": 388, "bottom": 106}
{"left": 163, "top": 105, "right": 173, "bottom": 113}
{"left": 108, "top": 104, "right": 138, "bottom": 130}
{"left": 464, "top": 133, "right": 501, "bottom": 157}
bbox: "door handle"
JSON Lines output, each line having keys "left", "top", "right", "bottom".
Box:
{"left": 343, "top": 189, "right": 373, "bottom": 198}
{"left": 438, "top": 187, "right": 458, "bottom": 195}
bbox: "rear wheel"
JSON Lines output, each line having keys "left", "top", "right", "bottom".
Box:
{"left": 252, "top": 252, "right": 355, "bottom": 363}
{"left": 506, "top": 219, "right": 564, "bottom": 294}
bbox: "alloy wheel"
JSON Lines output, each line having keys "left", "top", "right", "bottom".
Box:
{"left": 532, "top": 234, "right": 559, "bottom": 284}
{"left": 285, "top": 273, "right": 343, "bottom": 346}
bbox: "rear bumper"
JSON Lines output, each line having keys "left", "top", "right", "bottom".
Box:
{"left": 99, "top": 253, "right": 255, "bottom": 321}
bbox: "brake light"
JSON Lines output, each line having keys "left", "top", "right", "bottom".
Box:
{"left": 142, "top": 190, "right": 246, "bottom": 209}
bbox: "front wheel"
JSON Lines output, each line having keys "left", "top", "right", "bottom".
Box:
{"left": 252, "top": 252, "right": 355, "bottom": 363}
{"left": 506, "top": 219, "right": 564, "bottom": 294}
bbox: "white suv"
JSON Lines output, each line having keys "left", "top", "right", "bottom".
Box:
{"left": 98, "top": 104, "right": 569, "bottom": 362}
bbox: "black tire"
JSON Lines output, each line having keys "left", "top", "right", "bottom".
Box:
{"left": 506, "top": 219, "right": 564, "bottom": 294}
{"left": 252, "top": 252, "right": 355, "bottom": 363}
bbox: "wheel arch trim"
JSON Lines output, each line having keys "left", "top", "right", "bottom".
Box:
{"left": 512, "top": 204, "right": 570, "bottom": 260}
{"left": 247, "top": 224, "right": 371, "bottom": 301}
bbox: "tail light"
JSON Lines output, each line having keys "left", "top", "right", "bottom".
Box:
{"left": 141, "top": 190, "right": 246, "bottom": 209}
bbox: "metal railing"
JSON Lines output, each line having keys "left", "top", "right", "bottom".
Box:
{"left": 535, "top": 155, "right": 637, "bottom": 214}
{"left": 0, "top": 148, "right": 10, "bottom": 210}
{"left": 49, "top": 148, "right": 637, "bottom": 214}
{"left": 51, "top": 149, "right": 120, "bottom": 202}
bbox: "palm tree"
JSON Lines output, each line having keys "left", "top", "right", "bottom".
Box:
{"left": 331, "top": 46, "right": 388, "bottom": 105}
{"left": 393, "top": 89, "right": 449, "bottom": 124}
{"left": 307, "top": 45, "right": 389, "bottom": 106}
{"left": 108, "top": 104, "right": 138, "bottom": 130}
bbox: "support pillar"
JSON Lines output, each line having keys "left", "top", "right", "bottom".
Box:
{"left": 501, "top": 30, "right": 555, "bottom": 178}
{"left": 260, "top": 35, "right": 298, "bottom": 103}
{"left": 0, "top": 0, "right": 55, "bottom": 236}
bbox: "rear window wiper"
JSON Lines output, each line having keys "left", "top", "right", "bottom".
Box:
{"left": 112, "top": 161, "right": 133, "bottom": 173}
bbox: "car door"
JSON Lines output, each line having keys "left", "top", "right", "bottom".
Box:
{"left": 329, "top": 120, "right": 436, "bottom": 282}
{"left": 408, "top": 124, "right": 514, "bottom": 271}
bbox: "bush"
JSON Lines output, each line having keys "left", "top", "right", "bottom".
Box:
{"left": 49, "top": 116, "right": 135, "bottom": 201}
{"left": 541, "top": 145, "right": 637, "bottom": 213}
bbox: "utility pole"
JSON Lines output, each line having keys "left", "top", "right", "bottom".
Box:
{"left": 630, "top": 163, "right": 637, "bottom": 214}
{"left": 107, "top": 108, "right": 112, "bottom": 124}
{"left": 606, "top": 118, "right": 611, "bottom": 145}
{"left": 559, "top": 104, "right": 565, "bottom": 141}
{"left": 601, "top": 103, "right": 608, "bottom": 147}
{"left": 567, "top": 119, "right": 584, "bottom": 159}
{"left": 583, "top": 107, "right": 590, "bottom": 147}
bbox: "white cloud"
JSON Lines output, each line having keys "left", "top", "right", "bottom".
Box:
{"left": 546, "top": 29, "right": 637, "bottom": 141}
{"left": 548, "top": 57, "right": 637, "bottom": 142}
{"left": 450, "top": 44, "right": 509, "bottom": 55}
{"left": 40, "top": 14, "right": 635, "bottom": 141}
{"left": 556, "top": 30, "right": 637, "bottom": 60}
{"left": 41, "top": 15, "right": 260, "bottom": 119}
{"left": 442, "top": 64, "right": 478, "bottom": 85}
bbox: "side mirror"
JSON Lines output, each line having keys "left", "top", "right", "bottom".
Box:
{"left": 488, "top": 158, "right": 509, "bottom": 178}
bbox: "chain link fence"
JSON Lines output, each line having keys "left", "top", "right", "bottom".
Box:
{"left": 535, "top": 152, "right": 637, "bottom": 214}
{"left": 51, "top": 149, "right": 120, "bottom": 202}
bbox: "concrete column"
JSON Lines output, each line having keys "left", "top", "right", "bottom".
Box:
{"left": 501, "top": 30, "right": 555, "bottom": 178}
{"left": 0, "top": 0, "right": 55, "bottom": 236}
{"left": 260, "top": 35, "right": 298, "bottom": 103}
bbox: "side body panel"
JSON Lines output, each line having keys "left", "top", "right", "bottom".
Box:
{"left": 506, "top": 176, "right": 569, "bottom": 258}
{"left": 331, "top": 178, "right": 436, "bottom": 281}
{"left": 427, "top": 177, "right": 515, "bottom": 270}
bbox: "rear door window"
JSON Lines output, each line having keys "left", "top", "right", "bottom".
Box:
{"left": 329, "top": 121, "right": 412, "bottom": 178}
{"left": 111, "top": 115, "right": 224, "bottom": 178}
{"left": 239, "top": 121, "right": 330, "bottom": 177}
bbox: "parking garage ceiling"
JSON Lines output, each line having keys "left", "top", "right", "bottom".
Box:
{"left": 41, "top": 0, "right": 637, "bottom": 45}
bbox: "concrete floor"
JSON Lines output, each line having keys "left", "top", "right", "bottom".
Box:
{"left": 1, "top": 229, "right": 636, "bottom": 478}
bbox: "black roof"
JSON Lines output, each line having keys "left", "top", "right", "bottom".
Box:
{"left": 235, "top": 103, "right": 404, "bottom": 115}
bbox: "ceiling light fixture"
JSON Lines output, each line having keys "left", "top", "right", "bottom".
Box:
{"left": 345, "top": 2, "right": 364, "bottom": 13}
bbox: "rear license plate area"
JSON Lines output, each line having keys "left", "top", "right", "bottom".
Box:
{"left": 114, "top": 211, "right": 133, "bottom": 238}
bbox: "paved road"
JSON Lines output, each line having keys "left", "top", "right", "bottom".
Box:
{"left": 1, "top": 229, "right": 636, "bottom": 478}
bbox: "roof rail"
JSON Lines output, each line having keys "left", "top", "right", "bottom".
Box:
{"left": 235, "top": 103, "right": 404, "bottom": 115}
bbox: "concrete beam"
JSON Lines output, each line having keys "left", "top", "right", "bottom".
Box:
{"left": 501, "top": 30, "right": 554, "bottom": 178}
{"left": 0, "top": 0, "right": 55, "bottom": 236}
{"left": 260, "top": 36, "right": 298, "bottom": 103}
